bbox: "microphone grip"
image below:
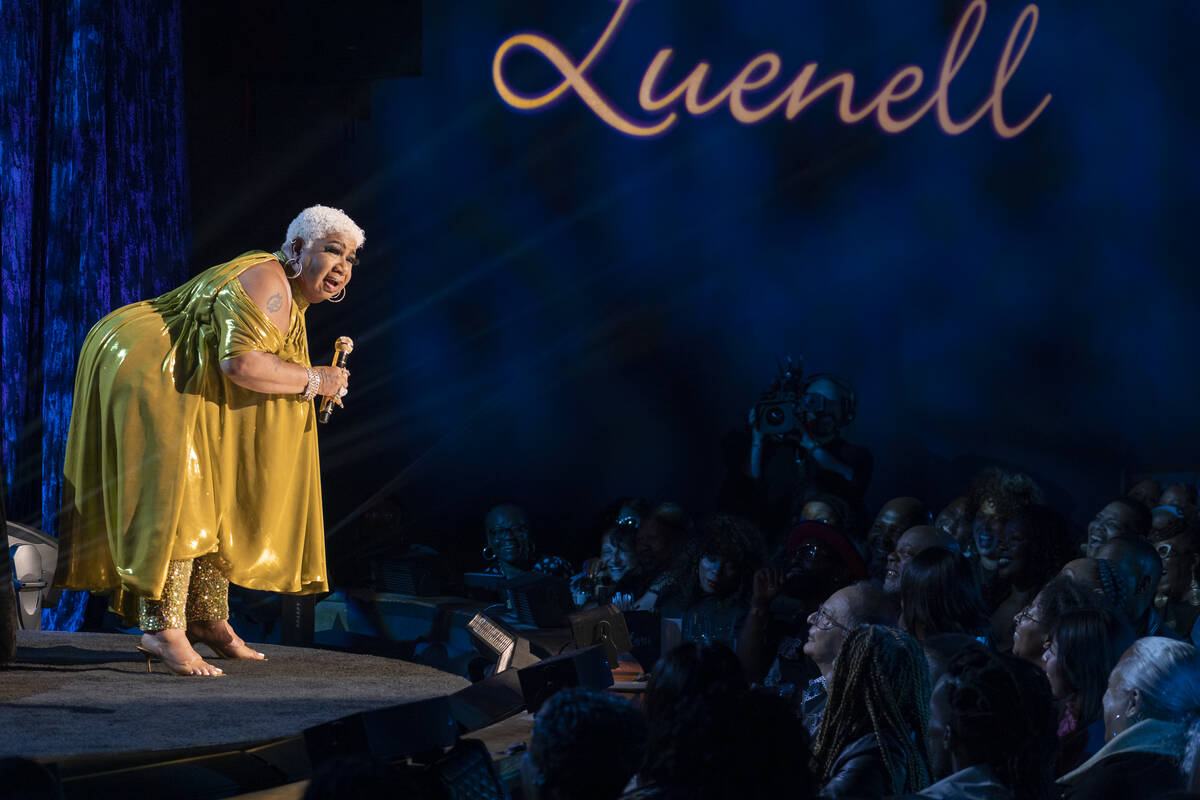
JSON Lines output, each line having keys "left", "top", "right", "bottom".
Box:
{"left": 318, "top": 349, "right": 351, "bottom": 424}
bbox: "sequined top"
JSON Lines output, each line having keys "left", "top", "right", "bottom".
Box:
{"left": 56, "top": 250, "right": 328, "bottom": 620}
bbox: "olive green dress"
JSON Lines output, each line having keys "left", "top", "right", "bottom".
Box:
{"left": 56, "top": 250, "right": 328, "bottom": 621}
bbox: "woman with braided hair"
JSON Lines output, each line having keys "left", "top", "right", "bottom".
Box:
{"left": 922, "top": 641, "right": 1060, "bottom": 799}
{"left": 812, "top": 624, "right": 933, "bottom": 798}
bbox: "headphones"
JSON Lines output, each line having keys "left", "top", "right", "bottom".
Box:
{"left": 800, "top": 374, "right": 858, "bottom": 426}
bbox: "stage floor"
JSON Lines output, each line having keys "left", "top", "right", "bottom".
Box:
{"left": 0, "top": 630, "right": 470, "bottom": 759}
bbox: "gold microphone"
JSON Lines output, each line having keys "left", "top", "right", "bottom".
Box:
{"left": 319, "top": 336, "right": 354, "bottom": 424}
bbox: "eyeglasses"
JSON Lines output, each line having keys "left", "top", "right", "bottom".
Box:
{"left": 811, "top": 606, "right": 852, "bottom": 633}
{"left": 1014, "top": 606, "right": 1045, "bottom": 626}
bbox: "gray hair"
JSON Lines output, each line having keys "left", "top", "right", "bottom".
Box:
{"left": 281, "top": 205, "right": 365, "bottom": 255}
{"left": 1117, "top": 637, "right": 1199, "bottom": 723}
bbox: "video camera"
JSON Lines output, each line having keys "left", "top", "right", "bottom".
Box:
{"left": 754, "top": 357, "right": 853, "bottom": 437}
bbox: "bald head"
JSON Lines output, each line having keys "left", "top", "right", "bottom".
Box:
{"left": 884, "top": 525, "right": 958, "bottom": 595}
{"left": 867, "top": 497, "right": 929, "bottom": 577}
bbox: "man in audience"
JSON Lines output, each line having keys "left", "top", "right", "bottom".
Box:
{"left": 883, "top": 525, "right": 958, "bottom": 597}
{"left": 799, "top": 581, "right": 897, "bottom": 736}
{"left": 866, "top": 497, "right": 928, "bottom": 580}
{"left": 1085, "top": 498, "right": 1151, "bottom": 557}
{"left": 521, "top": 687, "right": 646, "bottom": 800}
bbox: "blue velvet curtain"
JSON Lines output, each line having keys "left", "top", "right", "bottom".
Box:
{"left": 0, "top": 0, "right": 191, "bottom": 629}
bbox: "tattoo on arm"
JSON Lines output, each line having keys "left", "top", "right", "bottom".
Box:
{"left": 266, "top": 293, "right": 284, "bottom": 313}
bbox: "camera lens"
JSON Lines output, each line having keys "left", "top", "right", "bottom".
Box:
{"left": 765, "top": 407, "right": 785, "bottom": 426}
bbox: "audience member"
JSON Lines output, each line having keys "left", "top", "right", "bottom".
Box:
{"left": 812, "top": 625, "right": 932, "bottom": 797}
{"left": 1150, "top": 503, "right": 1195, "bottom": 541}
{"left": 1161, "top": 483, "right": 1200, "bottom": 510}
{"left": 1086, "top": 498, "right": 1151, "bottom": 557}
{"left": 990, "top": 504, "right": 1073, "bottom": 648}
{"left": 796, "top": 582, "right": 898, "bottom": 736}
{"left": 1096, "top": 537, "right": 1179, "bottom": 639}
{"left": 883, "top": 525, "right": 957, "bottom": 597}
{"left": 632, "top": 641, "right": 813, "bottom": 800}
{"left": 900, "top": 548, "right": 991, "bottom": 643}
{"left": 572, "top": 522, "right": 639, "bottom": 607}
{"left": 1060, "top": 556, "right": 1135, "bottom": 617}
{"left": 866, "top": 497, "right": 928, "bottom": 580}
{"left": 522, "top": 687, "right": 647, "bottom": 800}
{"left": 614, "top": 502, "right": 691, "bottom": 610}
{"left": 1010, "top": 574, "right": 1106, "bottom": 666}
{"left": 662, "top": 514, "right": 765, "bottom": 648}
{"left": 738, "top": 521, "right": 865, "bottom": 683}
{"left": 792, "top": 490, "right": 860, "bottom": 541}
{"left": 965, "top": 467, "right": 1044, "bottom": 569}
{"left": 932, "top": 497, "right": 971, "bottom": 555}
{"left": 919, "top": 643, "right": 1060, "bottom": 799}
{"left": 1042, "top": 605, "right": 1136, "bottom": 776}
{"left": 1058, "top": 639, "right": 1200, "bottom": 800}
{"left": 1150, "top": 510, "right": 1200, "bottom": 644}
{"left": 481, "top": 503, "right": 570, "bottom": 579}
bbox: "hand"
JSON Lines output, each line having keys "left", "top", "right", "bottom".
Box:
{"left": 313, "top": 366, "right": 349, "bottom": 400}
{"left": 751, "top": 568, "right": 784, "bottom": 611}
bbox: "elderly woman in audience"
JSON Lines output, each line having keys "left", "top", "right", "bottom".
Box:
{"left": 1149, "top": 505, "right": 1200, "bottom": 644}
{"left": 989, "top": 504, "right": 1073, "bottom": 647}
{"left": 919, "top": 642, "right": 1060, "bottom": 799}
{"left": 662, "top": 514, "right": 765, "bottom": 648}
{"left": 899, "top": 548, "right": 991, "bottom": 644}
{"left": 812, "top": 625, "right": 933, "bottom": 797}
{"left": 1058, "top": 638, "right": 1200, "bottom": 799}
{"left": 1041, "top": 604, "right": 1136, "bottom": 776}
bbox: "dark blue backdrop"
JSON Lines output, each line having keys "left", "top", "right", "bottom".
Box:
{"left": 312, "top": 0, "right": 1196, "bottom": 553}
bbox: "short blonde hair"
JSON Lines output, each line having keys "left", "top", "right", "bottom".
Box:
{"left": 282, "top": 205, "right": 365, "bottom": 255}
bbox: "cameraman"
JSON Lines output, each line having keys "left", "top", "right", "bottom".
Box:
{"left": 720, "top": 374, "right": 872, "bottom": 544}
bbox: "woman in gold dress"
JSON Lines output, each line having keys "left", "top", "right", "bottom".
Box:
{"left": 56, "top": 205, "right": 360, "bottom": 676}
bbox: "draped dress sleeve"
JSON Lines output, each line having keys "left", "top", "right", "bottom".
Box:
{"left": 56, "top": 250, "right": 328, "bottom": 622}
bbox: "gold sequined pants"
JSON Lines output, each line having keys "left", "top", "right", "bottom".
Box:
{"left": 138, "top": 555, "right": 230, "bottom": 631}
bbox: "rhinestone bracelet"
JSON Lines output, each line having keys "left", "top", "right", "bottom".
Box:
{"left": 300, "top": 365, "right": 321, "bottom": 402}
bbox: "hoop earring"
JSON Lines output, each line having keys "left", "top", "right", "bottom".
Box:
{"left": 328, "top": 287, "right": 346, "bottom": 303}
{"left": 284, "top": 257, "right": 302, "bottom": 279}
{"left": 482, "top": 546, "right": 496, "bottom": 563}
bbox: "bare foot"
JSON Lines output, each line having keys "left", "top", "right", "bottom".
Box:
{"left": 187, "top": 619, "right": 266, "bottom": 660}
{"left": 140, "top": 629, "right": 224, "bottom": 676}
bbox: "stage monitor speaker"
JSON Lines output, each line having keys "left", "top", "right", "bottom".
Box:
{"left": 303, "top": 695, "right": 458, "bottom": 766}
{"left": 7, "top": 521, "right": 60, "bottom": 631}
{"left": 448, "top": 668, "right": 526, "bottom": 734}
{"left": 517, "top": 644, "right": 614, "bottom": 714}
{"left": 466, "top": 613, "right": 538, "bottom": 674}
{"left": 568, "top": 603, "right": 633, "bottom": 668}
